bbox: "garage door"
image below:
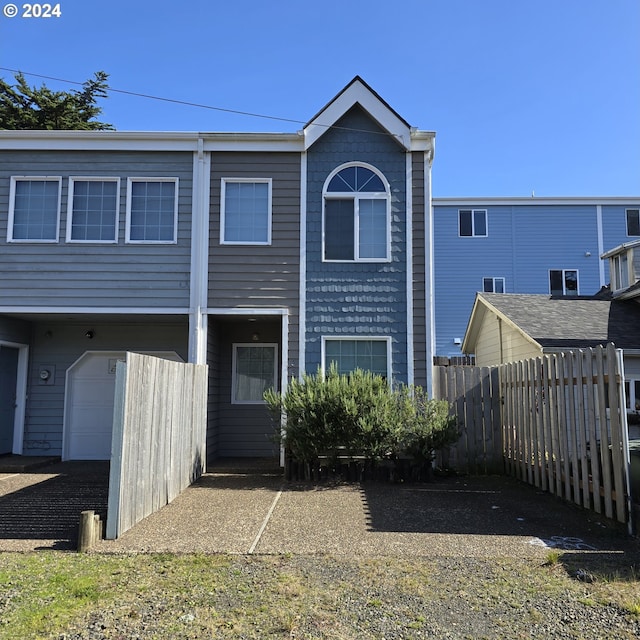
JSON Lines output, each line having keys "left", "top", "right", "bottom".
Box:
{"left": 63, "top": 351, "right": 182, "bottom": 460}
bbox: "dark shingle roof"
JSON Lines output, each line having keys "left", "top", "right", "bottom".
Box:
{"left": 479, "top": 293, "right": 640, "bottom": 350}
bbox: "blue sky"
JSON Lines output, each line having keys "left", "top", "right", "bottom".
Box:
{"left": 1, "top": 0, "right": 638, "bottom": 197}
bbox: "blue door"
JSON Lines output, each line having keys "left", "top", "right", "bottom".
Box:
{"left": 0, "top": 346, "right": 19, "bottom": 455}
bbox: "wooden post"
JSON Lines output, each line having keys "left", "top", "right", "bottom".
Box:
{"left": 78, "top": 510, "right": 95, "bottom": 552}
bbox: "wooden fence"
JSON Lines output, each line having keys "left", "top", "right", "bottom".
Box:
{"left": 106, "top": 353, "right": 208, "bottom": 539}
{"left": 501, "top": 344, "right": 631, "bottom": 525}
{"left": 434, "top": 344, "right": 632, "bottom": 527}
{"left": 433, "top": 365, "right": 502, "bottom": 474}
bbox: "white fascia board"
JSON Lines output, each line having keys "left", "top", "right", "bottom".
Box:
{"left": 409, "top": 130, "right": 436, "bottom": 152}
{"left": 0, "top": 131, "right": 200, "bottom": 151}
{"left": 304, "top": 80, "right": 412, "bottom": 150}
{"left": 434, "top": 196, "right": 640, "bottom": 207}
{"left": 601, "top": 238, "right": 640, "bottom": 259}
{"left": 0, "top": 306, "right": 190, "bottom": 315}
{"left": 206, "top": 308, "right": 289, "bottom": 316}
{"left": 203, "top": 133, "right": 302, "bottom": 152}
{"left": 0, "top": 131, "right": 303, "bottom": 153}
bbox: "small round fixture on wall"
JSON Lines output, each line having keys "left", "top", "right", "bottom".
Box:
{"left": 85, "top": 330, "right": 95, "bottom": 339}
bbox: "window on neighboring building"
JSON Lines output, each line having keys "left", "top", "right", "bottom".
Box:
{"left": 459, "top": 209, "right": 487, "bottom": 237}
{"left": 323, "top": 164, "right": 390, "bottom": 261}
{"left": 549, "top": 269, "right": 578, "bottom": 296}
{"left": 232, "top": 344, "right": 278, "bottom": 403}
{"left": 483, "top": 277, "right": 505, "bottom": 293}
{"left": 323, "top": 337, "right": 390, "bottom": 378}
{"left": 626, "top": 209, "right": 640, "bottom": 236}
{"left": 221, "top": 179, "right": 272, "bottom": 244}
{"left": 611, "top": 252, "right": 630, "bottom": 291}
{"left": 8, "top": 177, "right": 61, "bottom": 242}
{"left": 625, "top": 379, "right": 640, "bottom": 413}
{"left": 126, "top": 178, "right": 178, "bottom": 243}
{"left": 67, "top": 178, "right": 119, "bottom": 242}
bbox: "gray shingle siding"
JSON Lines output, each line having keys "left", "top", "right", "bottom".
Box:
{"left": 305, "top": 106, "right": 409, "bottom": 381}
{"left": 0, "top": 150, "right": 193, "bottom": 308}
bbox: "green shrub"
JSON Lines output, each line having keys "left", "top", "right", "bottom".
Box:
{"left": 264, "top": 366, "right": 459, "bottom": 467}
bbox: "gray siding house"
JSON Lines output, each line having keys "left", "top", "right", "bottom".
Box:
{"left": 0, "top": 77, "right": 436, "bottom": 464}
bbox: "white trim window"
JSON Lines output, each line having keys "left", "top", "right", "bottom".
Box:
{"left": 323, "top": 163, "right": 390, "bottom": 261}
{"left": 66, "top": 177, "right": 120, "bottom": 243}
{"left": 459, "top": 209, "right": 487, "bottom": 237}
{"left": 549, "top": 269, "right": 579, "bottom": 296}
{"left": 232, "top": 343, "right": 278, "bottom": 404}
{"left": 8, "top": 176, "right": 62, "bottom": 242}
{"left": 482, "top": 277, "right": 505, "bottom": 293}
{"left": 322, "top": 337, "right": 391, "bottom": 378}
{"left": 611, "top": 252, "right": 630, "bottom": 292}
{"left": 221, "top": 178, "right": 272, "bottom": 244}
{"left": 625, "top": 379, "right": 640, "bottom": 413}
{"left": 126, "top": 178, "right": 178, "bottom": 243}
{"left": 626, "top": 209, "right": 640, "bottom": 237}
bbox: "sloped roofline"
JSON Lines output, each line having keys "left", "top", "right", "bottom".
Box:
{"left": 462, "top": 293, "right": 542, "bottom": 354}
{"left": 303, "top": 76, "right": 428, "bottom": 151}
{"left": 601, "top": 237, "right": 640, "bottom": 259}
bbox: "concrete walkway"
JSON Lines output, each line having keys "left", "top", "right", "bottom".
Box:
{"left": 0, "top": 458, "right": 637, "bottom": 560}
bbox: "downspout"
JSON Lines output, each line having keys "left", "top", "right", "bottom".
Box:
{"left": 188, "top": 137, "right": 210, "bottom": 365}
{"left": 596, "top": 205, "right": 606, "bottom": 287}
{"left": 298, "top": 150, "right": 307, "bottom": 379}
{"left": 406, "top": 151, "right": 414, "bottom": 386}
{"left": 424, "top": 141, "right": 436, "bottom": 396}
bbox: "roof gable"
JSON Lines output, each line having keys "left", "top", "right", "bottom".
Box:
{"left": 303, "top": 76, "right": 412, "bottom": 151}
{"left": 463, "top": 293, "right": 640, "bottom": 354}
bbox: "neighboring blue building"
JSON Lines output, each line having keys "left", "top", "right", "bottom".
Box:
{"left": 433, "top": 198, "right": 640, "bottom": 357}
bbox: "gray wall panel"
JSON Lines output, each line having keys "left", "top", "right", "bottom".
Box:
{"left": 0, "top": 150, "right": 193, "bottom": 308}
{"left": 23, "top": 319, "right": 188, "bottom": 455}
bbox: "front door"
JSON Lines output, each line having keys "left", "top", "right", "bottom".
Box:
{"left": 0, "top": 346, "right": 19, "bottom": 454}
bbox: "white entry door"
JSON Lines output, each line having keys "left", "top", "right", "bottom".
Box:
{"left": 64, "top": 351, "right": 182, "bottom": 460}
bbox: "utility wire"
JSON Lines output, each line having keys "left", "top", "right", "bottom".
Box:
{"left": 0, "top": 67, "right": 402, "bottom": 140}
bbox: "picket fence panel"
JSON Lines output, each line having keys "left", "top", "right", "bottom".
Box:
{"left": 434, "top": 344, "right": 632, "bottom": 526}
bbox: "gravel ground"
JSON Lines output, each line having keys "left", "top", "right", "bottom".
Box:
{"left": 53, "top": 554, "right": 640, "bottom": 640}
{"left": 2, "top": 464, "right": 639, "bottom": 638}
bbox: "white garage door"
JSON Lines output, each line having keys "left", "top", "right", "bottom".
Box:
{"left": 63, "top": 351, "right": 182, "bottom": 460}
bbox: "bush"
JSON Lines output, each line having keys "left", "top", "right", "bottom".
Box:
{"left": 264, "top": 366, "right": 459, "bottom": 470}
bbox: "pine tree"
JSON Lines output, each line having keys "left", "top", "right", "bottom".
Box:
{"left": 0, "top": 71, "right": 113, "bottom": 130}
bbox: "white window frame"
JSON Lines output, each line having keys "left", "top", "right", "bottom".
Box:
{"left": 322, "top": 162, "right": 391, "bottom": 262}
{"left": 321, "top": 336, "right": 392, "bottom": 379}
{"left": 549, "top": 269, "right": 579, "bottom": 296}
{"left": 626, "top": 378, "right": 640, "bottom": 413}
{"left": 611, "top": 252, "right": 631, "bottom": 292}
{"left": 125, "top": 177, "right": 179, "bottom": 244}
{"left": 231, "top": 343, "right": 278, "bottom": 404}
{"left": 66, "top": 177, "right": 120, "bottom": 244}
{"left": 220, "top": 178, "right": 272, "bottom": 245}
{"left": 626, "top": 208, "right": 640, "bottom": 237}
{"left": 7, "top": 176, "right": 62, "bottom": 243}
{"left": 458, "top": 209, "right": 488, "bottom": 238}
{"left": 482, "top": 277, "right": 505, "bottom": 293}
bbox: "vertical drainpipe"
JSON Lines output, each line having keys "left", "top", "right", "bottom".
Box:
{"left": 596, "top": 205, "right": 606, "bottom": 287}
{"left": 424, "top": 140, "right": 435, "bottom": 396}
{"left": 298, "top": 150, "right": 307, "bottom": 380}
{"left": 189, "top": 137, "right": 210, "bottom": 365}
{"left": 406, "top": 151, "right": 414, "bottom": 386}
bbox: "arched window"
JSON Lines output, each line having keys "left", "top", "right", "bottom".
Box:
{"left": 323, "top": 164, "right": 390, "bottom": 261}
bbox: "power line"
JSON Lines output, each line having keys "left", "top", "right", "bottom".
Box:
{"left": 0, "top": 67, "right": 306, "bottom": 126}
{"left": 0, "top": 67, "right": 401, "bottom": 140}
